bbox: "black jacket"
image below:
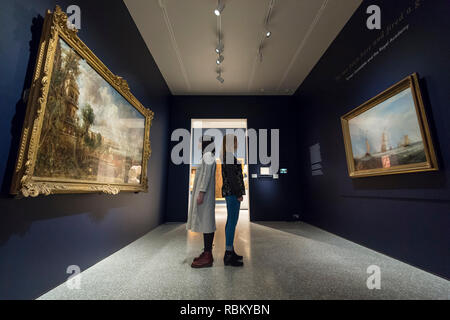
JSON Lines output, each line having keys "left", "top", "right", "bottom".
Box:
{"left": 221, "top": 153, "right": 245, "bottom": 198}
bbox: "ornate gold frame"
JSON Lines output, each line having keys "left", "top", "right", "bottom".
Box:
{"left": 341, "top": 73, "right": 438, "bottom": 178}
{"left": 10, "top": 6, "right": 154, "bottom": 197}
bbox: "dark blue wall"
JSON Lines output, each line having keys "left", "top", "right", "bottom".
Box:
{"left": 294, "top": 0, "right": 449, "bottom": 279}
{"left": 167, "top": 96, "right": 300, "bottom": 222}
{"left": 0, "top": 0, "right": 171, "bottom": 299}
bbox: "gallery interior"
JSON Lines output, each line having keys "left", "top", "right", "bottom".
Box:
{"left": 0, "top": 0, "right": 449, "bottom": 300}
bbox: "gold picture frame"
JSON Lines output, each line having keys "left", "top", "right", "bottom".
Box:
{"left": 10, "top": 6, "right": 154, "bottom": 197}
{"left": 341, "top": 73, "right": 438, "bottom": 178}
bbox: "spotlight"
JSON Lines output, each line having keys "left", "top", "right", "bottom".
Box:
{"left": 216, "top": 55, "right": 224, "bottom": 65}
{"left": 216, "top": 68, "right": 224, "bottom": 84}
{"left": 214, "top": 1, "right": 225, "bottom": 16}
{"left": 215, "top": 43, "right": 224, "bottom": 54}
{"left": 266, "top": 30, "right": 272, "bottom": 38}
{"left": 257, "top": 45, "right": 264, "bottom": 62}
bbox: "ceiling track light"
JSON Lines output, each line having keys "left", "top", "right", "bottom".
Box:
{"left": 214, "top": 1, "right": 225, "bottom": 82}
{"left": 214, "top": 0, "right": 225, "bottom": 16}
{"left": 215, "top": 42, "right": 224, "bottom": 54}
{"left": 264, "top": 0, "right": 274, "bottom": 38}
{"left": 216, "top": 68, "right": 224, "bottom": 83}
{"left": 257, "top": 0, "right": 275, "bottom": 64}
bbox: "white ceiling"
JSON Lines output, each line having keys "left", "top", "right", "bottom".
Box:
{"left": 192, "top": 119, "right": 247, "bottom": 128}
{"left": 124, "top": 0, "right": 362, "bottom": 96}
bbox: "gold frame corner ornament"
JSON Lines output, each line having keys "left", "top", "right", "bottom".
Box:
{"left": 340, "top": 73, "right": 438, "bottom": 178}
{"left": 10, "top": 6, "right": 154, "bottom": 197}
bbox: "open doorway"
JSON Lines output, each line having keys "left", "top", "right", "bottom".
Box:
{"left": 188, "top": 119, "right": 250, "bottom": 222}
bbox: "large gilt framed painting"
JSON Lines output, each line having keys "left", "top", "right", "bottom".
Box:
{"left": 11, "top": 6, "right": 154, "bottom": 197}
{"left": 341, "top": 73, "right": 438, "bottom": 178}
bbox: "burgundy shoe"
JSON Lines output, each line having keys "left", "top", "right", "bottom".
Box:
{"left": 193, "top": 252, "right": 214, "bottom": 262}
{"left": 191, "top": 251, "right": 213, "bottom": 268}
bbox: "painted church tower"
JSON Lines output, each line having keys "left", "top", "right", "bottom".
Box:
{"left": 63, "top": 73, "right": 80, "bottom": 136}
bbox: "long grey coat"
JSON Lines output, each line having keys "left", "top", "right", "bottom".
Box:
{"left": 187, "top": 152, "right": 216, "bottom": 233}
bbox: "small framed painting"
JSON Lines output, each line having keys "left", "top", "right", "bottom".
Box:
{"left": 341, "top": 73, "right": 438, "bottom": 178}
{"left": 10, "top": 6, "right": 154, "bottom": 197}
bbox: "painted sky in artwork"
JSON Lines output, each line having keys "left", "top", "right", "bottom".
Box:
{"left": 60, "top": 39, "right": 145, "bottom": 161}
{"left": 348, "top": 88, "right": 424, "bottom": 158}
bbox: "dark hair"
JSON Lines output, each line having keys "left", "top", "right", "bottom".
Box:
{"left": 201, "top": 136, "right": 215, "bottom": 155}
{"left": 221, "top": 134, "right": 237, "bottom": 161}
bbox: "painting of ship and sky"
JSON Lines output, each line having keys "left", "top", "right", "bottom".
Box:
{"left": 33, "top": 38, "right": 146, "bottom": 185}
{"left": 348, "top": 87, "right": 426, "bottom": 172}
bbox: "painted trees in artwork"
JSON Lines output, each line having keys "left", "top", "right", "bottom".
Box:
{"left": 34, "top": 40, "right": 104, "bottom": 179}
{"left": 81, "top": 104, "right": 101, "bottom": 149}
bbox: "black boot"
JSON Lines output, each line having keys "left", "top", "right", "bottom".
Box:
{"left": 232, "top": 250, "right": 243, "bottom": 261}
{"left": 224, "top": 251, "right": 244, "bottom": 267}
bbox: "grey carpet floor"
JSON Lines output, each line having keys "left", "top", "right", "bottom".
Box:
{"left": 39, "top": 207, "right": 449, "bottom": 300}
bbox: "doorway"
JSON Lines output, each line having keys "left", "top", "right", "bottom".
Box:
{"left": 188, "top": 119, "right": 250, "bottom": 221}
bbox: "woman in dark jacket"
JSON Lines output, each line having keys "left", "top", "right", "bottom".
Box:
{"left": 221, "top": 134, "right": 245, "bottom": 267}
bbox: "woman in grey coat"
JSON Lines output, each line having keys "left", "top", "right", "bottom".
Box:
{"left": 187, "top": 136, "right": 216, "bottom": 268}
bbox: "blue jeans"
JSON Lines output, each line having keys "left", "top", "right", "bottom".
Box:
{"left": 225, "top": 195, "right": 241, "bottom": 251}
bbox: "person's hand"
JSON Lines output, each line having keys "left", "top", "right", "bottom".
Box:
{"left": 237, "top": 196, "right": 243, "bottom": 202}
{"left": 197, "top": 192, "right": 205, "bottom": 205}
